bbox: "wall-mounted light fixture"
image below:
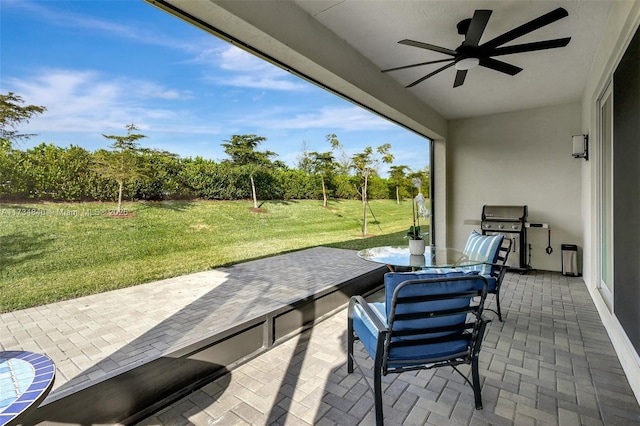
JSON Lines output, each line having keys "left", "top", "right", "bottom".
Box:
{"left": 572, "top": 134, "right": 588, "bottom": 160}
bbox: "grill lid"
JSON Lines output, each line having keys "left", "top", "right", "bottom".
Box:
{"left": 482, "top": 205, "right": 528, "bottom": 221}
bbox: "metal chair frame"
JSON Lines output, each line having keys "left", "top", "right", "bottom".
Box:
{"left": 484, "top": 237, "right": 512, "bottom": 321}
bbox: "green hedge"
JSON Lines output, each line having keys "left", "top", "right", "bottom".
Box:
{"left": 0, "top": 143, "right": 425, "bottom": 202}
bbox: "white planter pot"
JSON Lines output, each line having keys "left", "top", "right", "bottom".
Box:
{"left": 409, "top": 239, "right": 426, "bottom": 255}
{"left": 409, "top": 254, "right": 426, "bottom": 267}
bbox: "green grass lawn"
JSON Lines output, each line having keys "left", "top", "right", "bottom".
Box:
{"left": 0, "top": 199, "right": 422, "bottom": 312}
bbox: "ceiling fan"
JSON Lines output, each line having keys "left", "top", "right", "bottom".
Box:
{"left": 382, "top": 7, "right": 571, "bottom": 88}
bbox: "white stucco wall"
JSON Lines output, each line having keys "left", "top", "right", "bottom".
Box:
{"left": 432, "top": 138, "right": 448, "bottom": 248}
{"left": 446, "top": 103, "right": 582, "bottom": 272}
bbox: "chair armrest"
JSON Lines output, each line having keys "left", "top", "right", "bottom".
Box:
{"left": 483, "top": 262, "right": 508, "bottom": 279}
{"left": 349, "top": 295, "right": 388, "bottom": 333}
{"left": 469, "top": 314, "right": 492, "bottom": 356}
{"left": 484, "top": 262, "right": 507, "bottom": 271}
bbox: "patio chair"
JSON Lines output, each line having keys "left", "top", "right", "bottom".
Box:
{"left": 347, "top": 271, "right": 490, "bottom": 425}
{"left": 437, "top": 231, "right": 511, "bottom": 321}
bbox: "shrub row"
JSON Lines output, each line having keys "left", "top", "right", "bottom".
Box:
{"left": 0, "top": 143, "right": 405, "bottom": 202}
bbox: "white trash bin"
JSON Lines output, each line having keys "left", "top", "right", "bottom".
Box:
{"left": 561, "top": 244, "right": 579, "bottom": 276}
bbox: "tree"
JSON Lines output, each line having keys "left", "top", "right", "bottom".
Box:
{"left": 308, "top": 134, "right": 343, "bottom": 207}
{"left": 327, "top": 133, "right": 351, "bottom": 174}
{"left": 309, "top": 151, "right": 336, "bottom": 207}
{"left": 92, "top": 124, "right": 147, "bottom": 213}
{"left": 389, "top": 165, "right": 410, "bottom": 204}
{"left": 295, "top": 140, "right": 314, "bottom": 174}
{"left": 221, "top": 134, "right": 277, "bottom": 208}
{"left": 0, "top": 92, "right": 46, "bottom": 147}
{"left": 351, "top": 143, "right": 393, "bottom": 237}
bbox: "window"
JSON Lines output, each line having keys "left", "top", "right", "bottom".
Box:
{"left": 598, "top": 81, "right": 614, "bottom": 310}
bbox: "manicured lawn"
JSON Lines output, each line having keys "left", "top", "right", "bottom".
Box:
{"left": 0, "top": 199, "right": 422, "bottom": 312}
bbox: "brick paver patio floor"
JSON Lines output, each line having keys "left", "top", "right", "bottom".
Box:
{"left": 2, "top": 248, "right": 639, "bottom": 425}
{"left": 138, "top": 271, "right": 640, "bottom": 425}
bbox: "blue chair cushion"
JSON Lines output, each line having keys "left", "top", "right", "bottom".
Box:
{"left": 388, "top": 336, "right": 472, "bottom": 365}
{"left": 432, "top": 268, "right": 497, "bottom": 291}
{"left": 436, "top": 231, "right": 504, "bottom": 277}
{"left": 483, "top": 275, "right": 497, "bottom": 292}
{"left": 352, "top": 302, "right": 386, "bottom": 360}
{"left": 352, "top": 302, "right": 473, "bottom": 365}
{"left": 384, "top": 270, "right": 466, "bottom": 315}
{"left": 462, "top": 231, "right": 503, "bottom": 276}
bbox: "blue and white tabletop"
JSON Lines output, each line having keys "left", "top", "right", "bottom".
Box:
{"left": 0, "top": 351, "right": 56, "bottom": 426}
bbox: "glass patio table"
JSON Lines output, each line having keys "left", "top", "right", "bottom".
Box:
{"left": 357, "top": 245, "right": 488, "bottom": 271}
{"left": 0, "top": 351, "right": 56, "bottom": 426}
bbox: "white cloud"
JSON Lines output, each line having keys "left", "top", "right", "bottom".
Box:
{"left": 220, "top": 75, "right": 309, "bottom": 91}
{"left": 131, "top": 81, "right": 193, "bottom": 101}
{"left": 233, "top": 106, "right": 396, "bottom": 131}
{"left": 211, "top": 46, "right": 308, "bottom": 91}
{"left": 219, "top": 47, "right": 267, "bottom": 71}
{"left": 4, "top": 69, "right": 207, "bottom": 135}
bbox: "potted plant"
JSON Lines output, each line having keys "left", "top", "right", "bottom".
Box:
{"left": 406, "top": 178, "right": 429, "bottom": 255}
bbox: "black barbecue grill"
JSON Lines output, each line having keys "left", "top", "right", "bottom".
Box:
{"left": 481, "top": 205, "right": 529, "bottom": 271}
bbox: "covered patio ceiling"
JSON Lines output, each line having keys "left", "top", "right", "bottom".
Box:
{"left": 146, "top": 0, "right": 612, "bottom": 140}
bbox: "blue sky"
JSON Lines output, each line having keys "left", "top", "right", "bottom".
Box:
{"left": 0, "top": 0, "right": 430, "bottom": 176}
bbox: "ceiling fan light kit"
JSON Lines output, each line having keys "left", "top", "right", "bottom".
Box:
{"left": 454, "top": 57, "right": 480, "bottom": 70}
{"left": 383, "top": 7, "right": 571, "bottom": 88}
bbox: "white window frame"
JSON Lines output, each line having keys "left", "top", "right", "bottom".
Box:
{"left": 597, "top": 80, "right": 614, "bottom": 311}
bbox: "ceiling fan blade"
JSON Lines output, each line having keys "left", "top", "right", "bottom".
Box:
{"left": 406, "top": 62, "right": 456, "bottom": 88}
{"left": 381, "top": 58, "right": 455, "bottom": 73}
{"left": 481, "top": 7, "right": 569, "bottom": 50}
{"left": 490, "top": 37, "right": 571, "bottom": 56}
{"left": 479, "top": 57, "right": 523, "bottom": 76}
{"left": 463, "top": 10, "right": 492, "bottom": 47}
{"left": 453, "top": 70, "right": 468, "bottom": 87}
{"left": 398, "top": 39, "right": 457, "bottom": 56}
